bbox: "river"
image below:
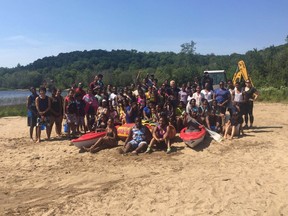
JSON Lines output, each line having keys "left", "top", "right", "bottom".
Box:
{"left": 0, "top": 90, "right": 67, "bottom": 106}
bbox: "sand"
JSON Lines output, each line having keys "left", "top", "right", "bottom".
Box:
{"left": 0, "top": 102, "right": 288, "bottom": 216}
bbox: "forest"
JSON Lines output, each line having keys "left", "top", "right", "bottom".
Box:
{"left": 0, "top": 43, "right": 287, "bottom": 90}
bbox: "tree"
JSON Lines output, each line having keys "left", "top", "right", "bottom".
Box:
{"left": 285, "top": 35, "right": 288, "bottom": 44}
{"left": 180, "top": 40, "right": 196, "bottom": 54}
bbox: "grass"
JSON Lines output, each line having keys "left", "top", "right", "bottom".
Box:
{"left": 258, "top": 86, "right": 288, "bottom": 102}
{"left": 0, "top": 104, "right": 27, "bottom": 117}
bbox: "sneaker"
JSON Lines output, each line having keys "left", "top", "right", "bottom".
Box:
{"left": 145, "top": 147, "right": 152, "bottom": 154}
{"left": 166, "top": 148, "right": 172, "bottom": 154}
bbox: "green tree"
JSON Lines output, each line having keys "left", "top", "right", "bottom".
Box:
{"left": 180, "top": 40, "right": 196, "bottom": 54}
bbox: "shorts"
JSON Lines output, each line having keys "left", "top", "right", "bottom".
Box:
{"left": 66, "top": 114, "right": 77, "bottom": 125}
{"left": 128, "top": 140, "right": 147, "bottom": 149}
{"left": 28, "top": 114, "right": 37, "bottom": 127}
{"left": 76, "top": 116, "right": 85, "bottom": 125}
{"left": 37, "top": 116, "right": 50, "bottom": 127}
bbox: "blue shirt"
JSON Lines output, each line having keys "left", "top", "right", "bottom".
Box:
{"left": 214, "top": 88, "right": 229, "bottom": 104}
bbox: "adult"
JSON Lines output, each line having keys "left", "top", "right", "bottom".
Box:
{"left": 224, "top": 112, "right": 240, "bottom": 139}
{"left": 143, "top": 102, "right": 153, "bottom": 121}
{"left": 146, "top": 117, "right": 173, "bottom": 154}
{"left": 109, "top": 86, "right": 118, "bottom": 107}
{"left": 201, "top": 82, "right": 214, "bottom": 105}
{"left": 49, "top": 87, "right": 62, "bottom": 137}
{"left": 56, "top": 89, "right": 64, "bottom": 134}
{"left": 35, "top": 86, "right": 51, "bottom": 142}
{"left": 243, "top": 79, "right": 259, "bottom": 128}
{"left": 63, "top": 89, "right": 77, "bottom": 137}
{"left": 192, "top": 85, "right": 204, "bottom": 107}
{"left": 89, "top": 75, "right": 99, "bottom": 95}
{"left": 83, "top": 89, "right": 98, "bottom": 131}
{"left": 125, "top": 101, "right": 138, "bottom": 123}
{"left": 213, "top": 81, "right": 230, "bottom": 115}
{"left": 26, "top": 87, "right": 38, "bottom": 141}
{"left": 121, "top": 117, "right": 152, "bottom": 155}
{"left": 201, "top": 72, "right": 214, "bottom": 90}
{"left": 178, "top": 84, "right": 188, "bottom": 105}
{"left": 227, "top": 79, "right": 235, "bottom": 116}
{"left": 83, "top": 118, "right": 118, "bottom": 153}
{"left": 75, "top": 82, "right": 86, "bottom": 99}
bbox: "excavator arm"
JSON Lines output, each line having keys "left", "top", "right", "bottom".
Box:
{"left": 232, "top": 60, "right": 254, "bottom": 86}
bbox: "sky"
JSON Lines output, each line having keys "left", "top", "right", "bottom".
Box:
{"left": 0, "top": 0, "right": 287, "bottom": 68}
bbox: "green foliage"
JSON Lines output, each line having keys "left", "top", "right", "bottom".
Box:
{"left": 180, "top": 41, "right": 196, "bottom": 54}
{"left": 258, "top": 86, "right": 288, "bottom": 102}
{"left": 0, "top": 44, "right": 288, "bottom": 93}
{"left": 0, "top": 104, "right": 27, "bottom": 117}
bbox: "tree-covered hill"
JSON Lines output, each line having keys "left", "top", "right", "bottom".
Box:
{"left": 0, "top": 44, "right": 287, "bottom": 90}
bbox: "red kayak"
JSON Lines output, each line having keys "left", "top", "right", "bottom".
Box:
{"left": 180, "top": 126, "right": 206, "bottom": 148}
{"left": 71, "top": 131, "right": 106, "bottom": 148}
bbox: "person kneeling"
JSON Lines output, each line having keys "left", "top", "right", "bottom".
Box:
{"left": 224, "top": 112, "right": 240, "bottom": 140}
{"left": 146, "top": 117, "right": 172, "bottom": 154}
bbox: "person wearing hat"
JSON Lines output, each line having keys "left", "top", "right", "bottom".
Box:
{"left": 75, "top": 82, "right": 86, "bottom": 99}
{"left": 243, "top": 79, "right": 259, "bottom": 128}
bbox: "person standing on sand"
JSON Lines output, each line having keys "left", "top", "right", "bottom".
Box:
{"left": 120, "top": 117, "right": 152, "bottom": 155}
{"left": 49, "top": 87, "right": 62, "bottom": 137}
{"left": 83, "top": 118, "right": 118, "bottom": 153}
{"left": 27, "top": 87, "right": 38, "bottom": 141}
{"left": 63, "top": 89, "right": 77, "bottom": 138}
{"left": 35, "top": 86, "right": 51, "bottom": 143}
{"left": 243, "top": 79, "right": 259, "bottom": 128}
{"left": 56, "top": 89, "right": 64, "bottom": 134}
{"left": 213, "top": 81, "right": 230, "bottom": 115}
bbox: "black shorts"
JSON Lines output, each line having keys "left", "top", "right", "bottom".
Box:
{"left": 28, "top": 115, "right": 37, "bottom": 127}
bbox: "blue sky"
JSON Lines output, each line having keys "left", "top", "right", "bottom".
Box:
{"left": 0, "top": 0, "right": 287, "bottom": 68}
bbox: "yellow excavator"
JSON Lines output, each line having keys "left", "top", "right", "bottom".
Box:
{"left": 232, "top": 60, "right": 254, "bottom": 86}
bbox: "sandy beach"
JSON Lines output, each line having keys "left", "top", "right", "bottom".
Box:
{"left": 1, "top": 102, "right": 288, "bottom": 216}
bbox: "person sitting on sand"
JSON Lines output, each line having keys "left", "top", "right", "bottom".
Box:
{"left": 146, "top": 116, "right": 173, "bottom": 154}
{"left": 120, "top": 117, "right": 152, "bottom": 155}
{"left": 83, "top": 118, "right": 118, "bottom": 153}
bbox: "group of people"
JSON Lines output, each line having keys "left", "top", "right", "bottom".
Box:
{"left": 27, "top": 72, "right": 259, "bottom": 153}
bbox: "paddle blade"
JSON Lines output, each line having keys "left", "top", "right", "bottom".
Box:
{"left": 206, "top": 128, "right": 223, "bottom": 142}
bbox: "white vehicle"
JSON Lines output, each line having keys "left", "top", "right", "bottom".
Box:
{"left": 203, "top": 70, "right": 227, "bottom": 89}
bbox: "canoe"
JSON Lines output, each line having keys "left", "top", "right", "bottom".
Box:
{"left": 117, "top": 123, "right": 154, "bottom": 140}
{"left": 180, "top": 126, "right": 206, "bottom": 148}
{"left": 71, "top": 131, "right": 106, "bottom": 148}
{"left": 117, "top": 123, "right": 135, "bottom": 140}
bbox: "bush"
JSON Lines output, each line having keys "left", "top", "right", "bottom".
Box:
{"left": 258, "top": 86, "right": 288, "bottom": 102}
{"left": 0, "top": 104, "right": 27, "bottom": 117}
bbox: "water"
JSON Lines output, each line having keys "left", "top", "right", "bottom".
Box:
{"left": 0, "top": 90, "right": 67, "bottom": 106}
{"left": 0, "top": 90, "right": 30, "bottom": 106}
